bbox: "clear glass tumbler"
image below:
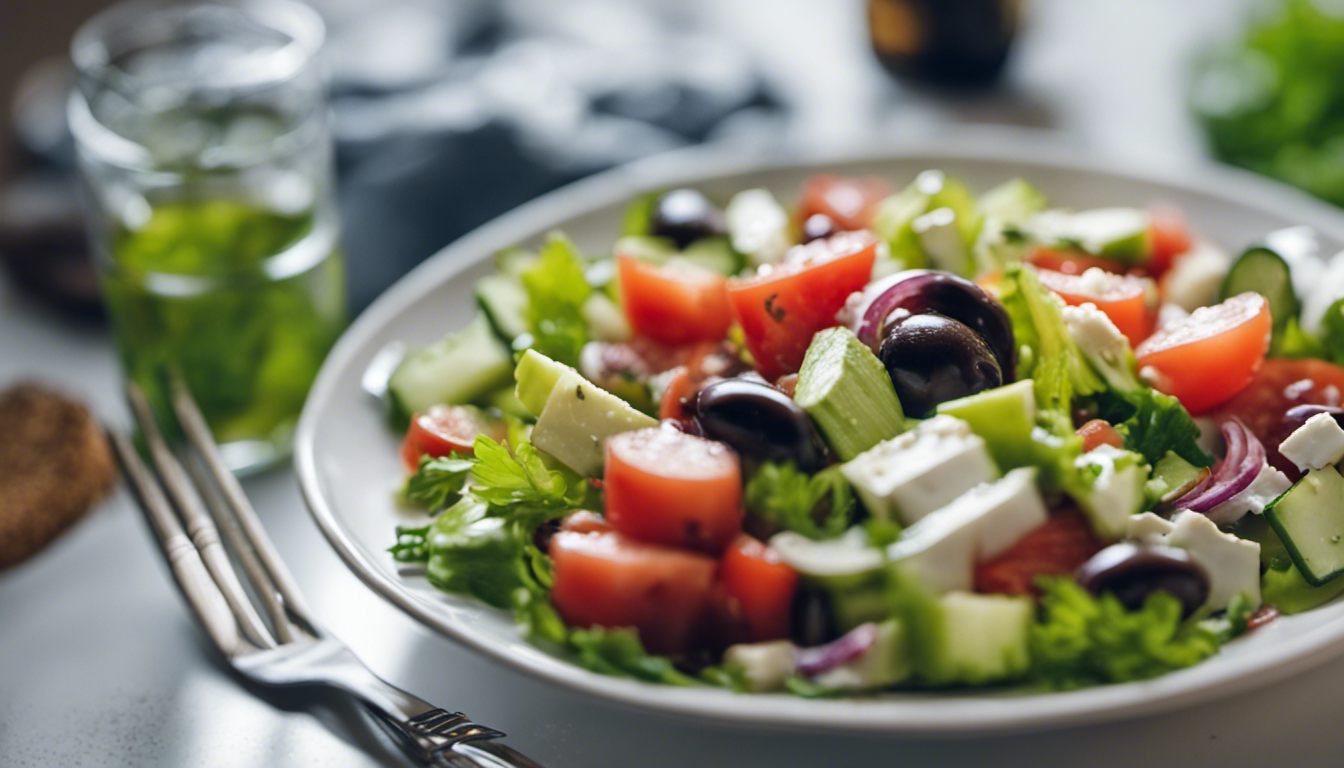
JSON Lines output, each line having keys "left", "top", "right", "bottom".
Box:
{"left": 69, "top": 0, "right": 346, "bottom": 474}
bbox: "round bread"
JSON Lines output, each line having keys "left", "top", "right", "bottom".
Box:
{"left": 0, "top": 383, "right": 116, "bottom": 568}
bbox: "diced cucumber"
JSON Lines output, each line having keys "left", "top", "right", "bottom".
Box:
{"left": 1264, "top": 465, "right": 1344, "bottom": 586}
{"left": 1027, "top": 208, "right": 1151, "bottom": 262}
{"left": 1219, "top": 245, "right": 1299, "bottom": 332}
{"left": 1146, "top": 451, "right": 1208, "bottom": 504}
{"left": 530, "top": 368, "right": 658, "bottom": 476}
{"left": 515, "top": 349, "right": 572, "bottom": 417}
{"left": 895, "top": 586, "right": 1033, "bottom": 686}
{"left": 935, "top": 379, "right": 1036, "bottom": 471}
{"left": 976, "top": 178, "right": 1049, "bottom": 224}
{"left": 386, "top": 316, "right": 513, "bottom": 419}
{"left": 794, "top": 327, "right": 908, "bottom": 461}
{"left": 475, "top": 274, "right": 530, "bottom": 342}
{"left": 1262, "top": 562, "right": 1344, "bottom": 614}
{"left": 913, "top": 207, "right": 971, "bottom": 275}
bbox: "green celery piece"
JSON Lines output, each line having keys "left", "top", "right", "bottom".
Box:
{"left": 793, "top": 327, "right": 908, "bottom": 460}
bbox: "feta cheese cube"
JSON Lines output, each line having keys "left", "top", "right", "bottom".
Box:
{"left": 1062, "top": 302, "right": 1127, "bottom": 363}
{"left": 1205, "top": 463, "right": 1291, "bottom": 525}
{"left": 724, "top": 640, "right": 797, "bottom": 692}
{"left": 1126, "top": 511, "right": 1175, "bottom": 544}
{"left": 1279, "top": 412, "right": 1344, "bottom": 472}
{"left": 1165, "top": 510, "right": 1261, "bottom": 611}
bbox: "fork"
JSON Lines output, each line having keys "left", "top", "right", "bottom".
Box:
{"left": 109, "top": 378, "right": 544, "bottom": 768}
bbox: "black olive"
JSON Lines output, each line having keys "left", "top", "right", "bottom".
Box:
{"left": 800, "top": 213, "right": 839, "bottom": 243}
{"left": 877, "top": 313, "right": 1002, "bottom": 417}
{"left": 693, "top": 377, "right": 828, "bottom": 471}
{"left": 1074, "top": 543, "right": 1210, "bottom": 619}
{"left": 649, "top": 189, "right": 726, "bottom": 248}
{"left": 871, "top": 270, "right": 1016, "bottom": 379}
{"left": 790, "top": 586, "right": 840, "bottom": 647}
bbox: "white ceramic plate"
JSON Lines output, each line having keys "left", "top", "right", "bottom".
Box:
{"left": 295, "top": 131, "right": 1344, "bottom": 734}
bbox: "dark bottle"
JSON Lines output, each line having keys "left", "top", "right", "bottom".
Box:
{"left": 868, "top": 0, "right": 1020, "bottom": 88}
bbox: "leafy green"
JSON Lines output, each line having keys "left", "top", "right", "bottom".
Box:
{"left": 1094, "top": 388, "right": 1213, "bottom": 468}
{"left": 389, "top": 525, "right": 431, "bottom": 563}
{"left": 744, "top": 463, "right": 855, "bottom": 539}
{"left": 621, "top": 192, "right": 660, "bottom": 236}
{"left": 1029, "top": 577, "right": 1221, "bottom": 690}
{"left": 424, "top": 499, "right": 527, "bottom": 608}
{"left": 469, "top": 435, "right": 591, "bottom": 514}
{"left": 399, "top": 454, "right": 473, "bottom": 511}
{"left": 520, "top": 233, "right": 592, "bottom": 367}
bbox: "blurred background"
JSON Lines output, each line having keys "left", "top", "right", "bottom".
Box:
{"left": 5, "top": 0, "right": 1337, "bottom": 319}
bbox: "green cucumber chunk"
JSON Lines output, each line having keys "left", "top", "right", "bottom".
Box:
{"left": 794, "top": 327, "right": 908, "bottom": 461}
{"left": 613, "top": 234, "right": 742, "bottom": 276}
{"left": 514, "top": 349, "right": 572, "bottom": 417}
{"left": 1219, "top": 245, "right": 1299, "bottom": 332}
{"left": 530, "top": 368, "right": 658, "bottom": 476}
{"left": 1264, "top": 465, "right": 1344, "bottom": 586}
{"left": 387, "top": 316, "right": 513, "bottom": 418}
{"left": 935, "top": 379, "right": 1036, "bottom": 471}
{"left": 475, "top": 273, "right": 530, "bottom": 342}
{"left": 1262, "top": 562, "right": 1344, "bottom": 614}
{"left": 897, "top": 585, "right": 1033, "bottom": 686}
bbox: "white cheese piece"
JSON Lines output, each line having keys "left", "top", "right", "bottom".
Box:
{"left": 1156, "top": 302, "right": 1190, "bottom": 330}
{"left": 1062, "top": 302, "right": 1128, "bottom": 362}
{"left": 888, "top": 468, "right": 1047, "bottom": 593}
{"left": 1165, "top": 510, "right": 1261, "bottom": 611}
{"left": 1073, "top": 445, "right": 1146, "bottom": 539}
{"left": 1279, "top": 412, "right": 1344, "bottom": 472}
{"left": 770, "top": 527, "right": 884, "bottom": 579}
{"left": 1205, "top": 463, "right": 1292, "bottom": 526}
{"left": 840, "top": 415, "right": 999, "bottom": 525}
{"left": 1126, "top": 511, "right": 1175, "bottom": 545}
{"left": 723, "top": 640, "right": 797, "bottom": 692}
{"left": 1161, "top": 238, "right": 1230, "bottom": 312}
{"left": 725, "top": 188, "right": 791, "bottom": 267}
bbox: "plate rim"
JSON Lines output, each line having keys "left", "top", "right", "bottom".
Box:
{"left": 294, "top": 127, "right": 1344, "bottom": 734}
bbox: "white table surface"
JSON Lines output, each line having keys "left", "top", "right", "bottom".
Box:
{"left": 6, "top": 0, "right": 1343, "bottom": 765}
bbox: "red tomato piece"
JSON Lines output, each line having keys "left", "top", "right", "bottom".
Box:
{"left": 400, "top": 405, "right": 501, "bottom": 471}
{"left": 604, "top": 426, "right": 742, "bottom": 553}
{"left": 1134, "top": 292, "right": 1272, "bottom": 415}
{"left": 1035, "top": 267, "right": 1157, "bottom": 346}
{"left": 1145, "top": 207, "right": 1193, "bottom": 278}
{"left": 726, "top": 231, "right": 878, "bottom": 380}
{"left": 559, "top": 509, "right": 613, "bottom": 535}
{"left": 974, "top": 507, "right": 1105, "bottom": 596}
{"left": 617, "top": 253, "right": 733, "bottom": 346}
{"left": 719, "top": 535, "right": 798, "bottom": 642}
{"left": 1026, "top": 246, "right": 1125, "bottom": 276}
{"left": 1216, "top": 358, "right": 1344, "bottom": 479}
{"left": 798, "top": 174, "right": 892, "bottom": 232}
{"left": 548, "top": 529, "right": 716, "bottom": 655}
{"left": 1077, "top": 419, "right": 1125, "bottom": 452}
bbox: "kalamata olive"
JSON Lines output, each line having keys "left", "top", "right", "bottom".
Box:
{"left": 801, "top": 213, "right": 840, "bottom": 243}
{"left": 877, "top": 313, "right": 1002, "bottom": 417}
{"left": 693, "top": 378, "right": 828, "bottom": 471}
{"left": 858, "top": 270, "right": 1016, "bottom": 378}
{"left": 649, "top": 189, "right": 726, "bottom": 248}
{"left": 1074, "top": 542, "right": 1210, "bottom": 619}
{"left": 791, "top": 586, "right": 840, "bottom": 647}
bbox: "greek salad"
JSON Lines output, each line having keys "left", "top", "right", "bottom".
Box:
{"left": 386, "top": 170, "right": 1344, "bottom": 694}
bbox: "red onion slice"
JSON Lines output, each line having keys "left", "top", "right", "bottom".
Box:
{"left": 796, "top": 622, "right": 879, "bottom": 676}
{"left": 1173, "top": 419, "right": 1264, "bottom": 512}
{"left": 851, "top": 270, "right": 932, "bottom": 349}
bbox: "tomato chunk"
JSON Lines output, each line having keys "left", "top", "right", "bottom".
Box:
{"left": 1026, "top": 246, "right": 1125, "bottom": 276}
{"left": 400, "top": 405, "right": 501, "bottom": 471}
{"left": 1134, "top": 292, "right": 1272, "bottom": 415}
{"left": 617, "top": 253, "right": 732, "bottom": 346}
{"left": 1216, "top": 358, "right": 1344, "bottom": 479}
{"left": 974, "top": 507, "right": 1105, "bottom": 595}
{"left": 1145, "top": 207, "right": 1193, "bottom": 278}
{"left": 1077, "top": 419, "right": 1125, "bottom": 452}
{"left": 727, "top": 231, "right": 878, "bottom": 380}
{"left": 719, "top": 535, "right": 798, "bottom": 642}
{"left": 1036, "top": 267, "right": 1156, "bottom": 346}
{"left": 549, "top": 529, "right": 716, "bottom": 654}
{"left": 604, "top": 426, "right": 742, "bottom": 553}
{"left": 798, "top": 174, "right": 892, "bottom": 232}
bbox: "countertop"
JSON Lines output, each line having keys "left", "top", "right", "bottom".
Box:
{"left": 5, "top": 1, "right": 1344, "bottom": 765}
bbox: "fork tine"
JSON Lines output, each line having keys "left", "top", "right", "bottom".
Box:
{"left": 109, "top": 429, "right": 243, "bottom": 655}
{"left": 168, "top": 374, "right": 314, "bottom": 636}
{"left": 127, "top": 382, "right": 277, "bottom": 650}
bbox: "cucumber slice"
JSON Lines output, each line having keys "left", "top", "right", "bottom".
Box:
{"left": 475, "top": 274, "right": 529, "bottom": 342}
{"left": 1264, "top": 465, "right": 1344, "bottom": 586}
{"left": 1219, "top": 245, "right": 1299, "bottom": 331}
{"left": 387, "top": 316, "right": 514, "bottom": 419}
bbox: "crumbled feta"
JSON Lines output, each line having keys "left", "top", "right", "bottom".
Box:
{"left": 724, "top": 640, "right": 797, "bottom": 692}
{"left": 1062, "top": 302, "right": 1127, "bottom": 364}
{"left": 1165, "top": 510, "right": 1261, "bottom": 611}
{"left": 1126, "top": 511, "right": 1175, "bottom": 545}
{"left": 1161, "top": 238, "right": 1230, "bottom": 312}
{"left": 1205, "top": 463, "right": 1292, "bottom": 526}
{"left": 840, "top": 415, "right": 998, "bottom": 525}
{"left": 1073, "top": 445, "right": 1146, "bottom": 539}
{"left": 725, "top": 188, "right": 791, "bottom": 266}
{"left": 1279, "top": 412, "right": 1344, "bottom": 472}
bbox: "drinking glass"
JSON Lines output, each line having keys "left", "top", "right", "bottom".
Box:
{"left": 69, "top": 0, "right": 346, "bottom": 474}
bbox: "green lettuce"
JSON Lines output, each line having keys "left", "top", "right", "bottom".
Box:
{"left": 521, "top": 232, "right": 592, "bottom": 367}
{"left": 399, "top": 453, "right": 473, "bottom": 511}
{"left": 744, "top": 463, "right": 855, "bottom": 540}
{"left": 1093, "top": 388, "right": 1213, "bottom": 468}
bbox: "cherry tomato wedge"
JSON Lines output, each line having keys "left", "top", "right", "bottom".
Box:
{"left": 604, "top": 426, "right": 743, "bottom": 554}
{"left": 548, "top": 529, "right": 716, "bottom": 655}
{"left": 719, "top": 535, "right": 798, "bottom": 642}
{"left": 1134, "top": 292, "right": 1272, "bottom": 415}
{"left": 1077, "top": 419, "right": 1125, "bottom": 452}
{"left": 400, "top": 405, "right": 502, "bottom": 471}
{"left": 1035, "top": 267, "right": 1157, "bottom": 346}
{"left": 1145, "top": 207, "right": 1193, "bottom": 278}
{"left": 1026, "top": 246, "right": 1125, "bottom": 276}
{"left": 727, "top": 231, "right": 878, "bottom": 380}
{"left": 974, "top": 507, "right": 1104, "bottom": 595}
{"left": 1216, "top": 357, "right": 1344, "bottom": 478}
{"left": 798, "top": 174, "right": 892, "bottom": 232}
{"left": 617, "top": 253, "right": 733, "bottom": 346}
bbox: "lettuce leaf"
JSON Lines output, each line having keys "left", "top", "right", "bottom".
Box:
{"left": 399, "top": 453, "right": 473, "bottom": 511}
{"left": 521, "top": 232, "right": 592, "bottom": 367}
{"left": 1029, "top": 577, "right": 1221, "bottom": 690}
{"left": 1093, "top": 388, "right": 1213, "bottom": 468}
{"left": 744, "top": 462, "right": 855, "bottom": 540}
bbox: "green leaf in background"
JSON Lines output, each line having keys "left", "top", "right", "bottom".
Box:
{"left": 521, "top": 232, "right": 592, "bottom": 367}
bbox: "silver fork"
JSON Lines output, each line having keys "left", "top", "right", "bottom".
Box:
{"left": 110, "top": 378, "right": 543, "bottom": 768}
